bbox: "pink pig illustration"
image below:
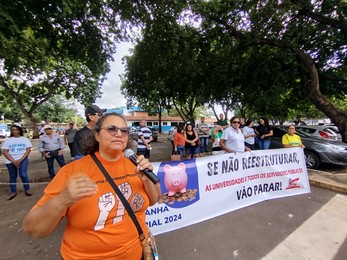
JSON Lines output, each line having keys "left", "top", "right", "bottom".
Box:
{"left": 163, "top": 163, "right": 188, "bottom": 197}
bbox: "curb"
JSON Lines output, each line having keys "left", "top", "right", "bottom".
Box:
{"left": 309, "top": 177, "right": 347, "bottom": 195}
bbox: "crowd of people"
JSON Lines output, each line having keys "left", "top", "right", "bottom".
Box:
{"left": 1, "top": 109, "right": 305, "bottom": 202}
{"left": 169, "top": 114, "right": 304, "bottom": 159}
{"left": 0, "top": 106, "right": 306, "bottom": 259}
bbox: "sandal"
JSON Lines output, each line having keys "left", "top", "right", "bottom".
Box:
{"left": 7, "top": 193, "right": 17, "bottom": 201}
{"left": 25, "top": 191, "right": 33, "bottom": 196}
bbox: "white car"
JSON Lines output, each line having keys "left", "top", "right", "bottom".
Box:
{"left": 0, "top": 129, "right": 8, "bottom": 138}
{"left": 295, "top": 125, "right": 342, "bottom": 141}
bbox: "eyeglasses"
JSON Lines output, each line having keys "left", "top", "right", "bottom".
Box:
{"left": 288, "top": 127, "right": 295, "bottom": 130}
{"left": 101, "top": 125, "right": 129, "bottom": 136}
{"left": 232, "top": 121, "right": 240, "bottom": 124}
{"left": 89, "top": 113, "right": 102, "bottom": 117}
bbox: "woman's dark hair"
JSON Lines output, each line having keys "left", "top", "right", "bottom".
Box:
{"left": 10, "top": 124, "right": 24, "bottom": 137}
{"left": 229, "top": 116, "right": 239, "bottom": 124}
{"left": 83, "top": 113, "right": 133, "bottom": 155}
{"left": 259, "top": 116, "right": 269, "bottom": 126}
{"left": 177, "top": 125, "right": 183, "bottom": 133}
{"left": 185, "top": 123, "right": 194, "bottom": 131}
{"left": 245, "top": 119, "right": 254, "bottom": 127}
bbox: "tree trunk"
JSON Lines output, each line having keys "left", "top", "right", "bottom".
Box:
{"left": 296, "top": 49, "right": 347, "bottom": 143}
{"left": 158, "top": 104, "right": 162, "bottom": 133}
{"left": 29, "top": 115, "right": 40, "bottom": 139}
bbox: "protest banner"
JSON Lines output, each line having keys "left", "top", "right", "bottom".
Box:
{"left": 148, "top": 147, "right": 310, "bottom": 235}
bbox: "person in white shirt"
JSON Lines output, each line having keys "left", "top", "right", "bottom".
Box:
{"left": 220, "top": 116, "right": 251, "bottom": 154}
{"left": 2, "top": 124, "right": 32, "bottom": 200}
{"left": 38, "top": 125, "right": 65, "bottom": 179}
{"left": 242, "top": 119, "right": 257, "bottom": 150}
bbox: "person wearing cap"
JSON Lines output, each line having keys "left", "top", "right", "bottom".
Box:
{"left": 72, "top": 104, "right": 106, "bottom": 160}
{"left": 2, "top": 124, "right": 33, "bottom": 200}
{"left": 38, "top": 124, "right": 66, "bottom": 179}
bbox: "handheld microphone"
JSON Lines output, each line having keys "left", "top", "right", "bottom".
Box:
{"left": 124, "top": 149, "right": 160, "bottom": 184}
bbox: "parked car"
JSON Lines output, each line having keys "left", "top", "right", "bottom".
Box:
{"left": 131, "top": 127, "right": 158, "bottom": 142}
{"left": 0, "top": 129, "right": 9, "bottom": 138}
{"left": 270, "top": 126, "right": 347, "bottom": 169}
{"left": 295, "top": 125, "right": 342, "bottom": 141}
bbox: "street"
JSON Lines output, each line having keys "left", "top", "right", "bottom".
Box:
{"left": 0, "top": 137, "right": 346, "bottom": 259}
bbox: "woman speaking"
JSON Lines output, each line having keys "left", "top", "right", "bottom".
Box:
{"left": 23, "top": 113, "right": 161, "bottom": 259}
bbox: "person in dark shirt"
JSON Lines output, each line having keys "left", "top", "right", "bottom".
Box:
{"left": 72, "top": 105, "right": 106, "bottom": 159}
{"left": 64, "top": 123, "right": 77, "bottom": 159}
{"left": 216, "top": 113, "right": 228, "bottom": 130}
{"left": 255, "top": 117, "right": 273, "bottom": 149}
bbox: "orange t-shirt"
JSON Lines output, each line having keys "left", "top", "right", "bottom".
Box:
{"left": 32, "top": 152, "right": 149, "bottom": 260}
{"left": 174, "top": 132, "right": 185, "bottom": 146}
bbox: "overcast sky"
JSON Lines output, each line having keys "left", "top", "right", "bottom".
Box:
{"left": 76, "top": 42, "right": 133, "bottom": 114}
{"left": 75, "top": 41, "right": 225, "bottom": 118}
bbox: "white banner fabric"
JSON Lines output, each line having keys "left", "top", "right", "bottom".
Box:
{"left": 148, "top": 148, "right": 310, "bottom": 235}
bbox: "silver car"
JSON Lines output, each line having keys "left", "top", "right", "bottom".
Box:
{"left": 270, "top": 126, "right": 347, "bottom": 169}
{"left": 295, "top": 125, "right": 342, "bottom": 141}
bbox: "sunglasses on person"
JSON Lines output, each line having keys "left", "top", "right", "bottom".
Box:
{"left": 101, "top": 125, "right": 129, "bottom": 136}
{"left": 232, "top": 121, "right": 240, "bottom": 124}
{"left": 89, "top": 113, "right": 103, "bottom": 117}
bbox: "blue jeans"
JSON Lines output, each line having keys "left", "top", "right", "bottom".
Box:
{"left": 199, "top": 137, "right": 209, "bottom": 153}
{"left": 6, "top": 157, "right": 30, "bottom": 193}
{"left": 258, "top": 139, "right": 271, "bottom": 150}
{"left": 177, "top": 145, "right": 184, "bottom": 159}
{"left": 45, "top": 150, "right": 66, "bottom": 178}
{"left": 185, "top": 146, "right": 200, "bottom": 159}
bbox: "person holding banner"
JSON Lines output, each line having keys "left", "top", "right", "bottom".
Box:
{"left": 255, "top": 117, "right": 273, "bottom": 149}
{"left": 220, "top": 116, "right": 251, "bottom": 154}
{"left": 242, "top": 119, "right": 256, "bottom": 150}
{"left": 282, "top": 125, "right": 305, "bottom": 148}
{"left": 184, "top": 123, "right": 200, "bottom": 159}
{"left": 211, "top": 125, "right": 224, "bottom": 155}
{"left": 23, "top": 112, "right": 161, "bottom": 260}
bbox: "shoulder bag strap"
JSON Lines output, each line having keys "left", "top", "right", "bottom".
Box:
{"left": 90, "top": 153, "right": 146, "bottom": 241}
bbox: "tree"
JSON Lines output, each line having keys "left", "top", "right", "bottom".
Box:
{"left": 121, "top": 19, "right": 208, "bottom": 125}
{"left": 35, "top": 96, "right": 78, "bottom": 124}
{"left": 189, "top": 0, "right": 347, "bottom": 141}
{"left": 0, "top": 0, "right": 144, "bottom": 137}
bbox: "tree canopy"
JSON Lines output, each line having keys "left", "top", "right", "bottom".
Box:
{"left": 0, "top": 0, "right": 143, "bottom": 135}
{"left": 121, "top": 0, "right": 347, "bottom": 142}
{"left": 1, "top": 0, "right": 346, "bottom": 141}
